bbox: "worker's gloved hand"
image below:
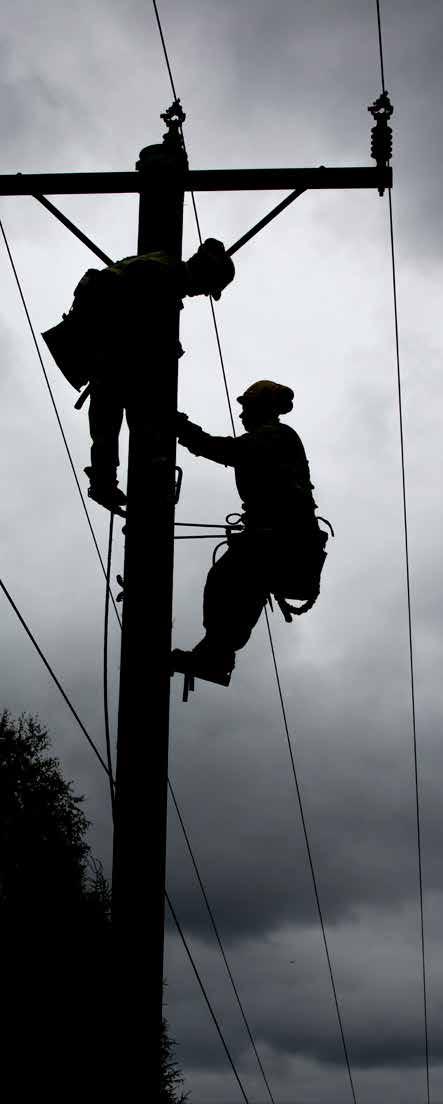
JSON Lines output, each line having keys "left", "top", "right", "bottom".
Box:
{"left": 176, "top": 412, "right": 204, "bottom": 456}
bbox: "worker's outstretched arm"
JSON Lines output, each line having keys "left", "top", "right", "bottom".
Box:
{"left": 176, "top": 412, "right": 237, "bottom": 467}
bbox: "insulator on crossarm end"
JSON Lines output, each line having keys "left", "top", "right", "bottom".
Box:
{"left": 368, "top": 91, "right": 393, "bottom": 196}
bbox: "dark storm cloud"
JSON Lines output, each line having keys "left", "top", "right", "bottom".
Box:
{"left": 165, "top": 900, "right": 443, "bottom": 1086}
{"left": 1, "top": 1, "right": 443, "bottom": 1101}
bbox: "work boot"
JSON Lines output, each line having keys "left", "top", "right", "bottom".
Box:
{"left": 84, "top": 466, "right": 127, "bottom": 517}
{"left": 171, "top": 640, "right": 234, "bottom": 688}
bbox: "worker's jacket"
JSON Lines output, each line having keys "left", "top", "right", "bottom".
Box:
{"left": 178, "top": 418, "right": 323, "bottom": 599}
{"left": 42, "top": 252, "right": 184, "bottom": 391}
{"left": 178, "top": 418, "right": 316, "bottom": 527}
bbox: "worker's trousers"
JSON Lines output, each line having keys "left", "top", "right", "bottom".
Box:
{"left": 201, "top": 534, "right": 270, "bottom": 663}
{"left": 88, "top": 373, "right": 153, "bottom": 478}
{"left": 89, "top": 378, "right": 124, "bottom": 477}
{"left": 199, "top": 520, "right": 323, "bottom": 664}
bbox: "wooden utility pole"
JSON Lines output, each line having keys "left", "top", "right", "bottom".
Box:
{"left": 111, "top": 110, "right": 187, "bottom": 1096}
{"left": 0, "top": 95, "right": 392, "bottom": 1096}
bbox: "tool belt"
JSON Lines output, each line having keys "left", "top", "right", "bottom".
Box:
{"left": 221, "top": 513, "right": 333, "bottom": 619}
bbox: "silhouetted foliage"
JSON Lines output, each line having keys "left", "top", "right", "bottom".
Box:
{"left": 161, "top": 1007, "right": 189, "bottom": 1103}
{"left": 0, "top": 710, "right": 189, "bottom": 1101}
{"left": 0, "top": 710, "right": 93, "bottom": 924}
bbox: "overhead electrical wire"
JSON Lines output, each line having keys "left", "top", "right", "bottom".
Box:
{"left": 0, "top": 219, "right": 122, "bottom": 632}
{"left": 104, "top": 514, "right": 116, "bottom": 814}
{"left": 0, "top": 574, "right": 111, "bottom": 777}
{"left": 264, "top": 609, "right": 357, "bottom": 1101}
{"left": 150, "top": 0, "right": 236, "bottom": 433}
{"left": 151, "top": 2, "right": 358, "bottom": 1101}
{"left": 168, "top": 780, "right": 277, "bottom": 1104}
{"left": 374, "top": 3, "right": 430, "bottom": 1102}
{"left": 1, "top": 216, "right": 121, "bottom": 808}
{"left": 165, "top": 890, "right": 250, "bottom": 1104}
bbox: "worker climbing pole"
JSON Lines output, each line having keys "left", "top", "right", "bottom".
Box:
{"left": 172, "top": 379, "right": 333, "bottom": 697}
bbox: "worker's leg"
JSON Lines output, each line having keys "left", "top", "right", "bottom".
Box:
{"left": 191, "top": 539, "right": 267, "bottom": 670}
{"left": 87, "top": 379, "right": 127, "bottom": 512}
{"left": 89, "top": 378, "right": 124, "bottom": 476}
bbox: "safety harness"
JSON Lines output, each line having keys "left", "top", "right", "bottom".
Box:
{"left": 212, "top": 512, "right": 334, "bottom": 621}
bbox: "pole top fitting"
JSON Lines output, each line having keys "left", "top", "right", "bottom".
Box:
{"left": 368, "top": 90, "right": 394, "bottom": 123}
{"left": 368, "top": 91, "right": 393, "bottom": 196}
{"left": 160, "top": 99, "right": 188, "bottom": 166}
{"left": 136, "top": 100, "right": 188, "bottom": 175}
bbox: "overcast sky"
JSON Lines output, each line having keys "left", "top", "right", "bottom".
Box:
{"left": 1, "top": 0, "right": 443, "bottom": 1100}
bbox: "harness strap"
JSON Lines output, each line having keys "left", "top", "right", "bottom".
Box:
{"left": 274, "top": 593, "right": 317, "bottom": 621}
{"left": 183, "top": 672, "right": 195, "bottom": 702}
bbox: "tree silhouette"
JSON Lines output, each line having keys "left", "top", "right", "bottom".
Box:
{"left": 161, "top": 1010, "right": 189, "bottom": 1103}
{"left": 0, "top": 710, "right": 188, "bottom": 1102}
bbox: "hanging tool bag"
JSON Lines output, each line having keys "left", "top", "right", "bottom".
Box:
{"left": 41, "top": 267, "right": 108, "bottom": 391}
{"left": 41, "top": 311, "right": 90, "bottom": 391}
{"left": 270, "top": 516, "right": 333, "bottom": 619}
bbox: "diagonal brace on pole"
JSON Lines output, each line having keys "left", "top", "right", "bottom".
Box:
{"left": 33, "top": 194, "right": 112, "bottom": 266}
{"left": 228, "top": 187, "right": 306, "bottom": 257}
{"left": 33, "top": 185, "right": 307, "bottom": 269}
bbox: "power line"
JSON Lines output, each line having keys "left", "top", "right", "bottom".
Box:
{"left": 0, "top": 574, "right": 111, "bottom": 777}
{"left": 0, "top": 219, "right": 122, "bottom": 631}
{"left": 168, "top": 780, "right": 277, "bottom": 1104}
{"left": 375, "top": 0, "right": 387, "bottom": 93}
{"left": 388, "top": 188, "right": 430, "bottom": 1104}
{"left": 165, "top": 890, "right": 250, "bottom": 1104}
{"left": 104, "top": 514, "right": 116, "bottom": 815}
{"left": 151, "top": 0, "right": 178, "bottom": 102}
{"left": 150, "top": 0, "right": 236, "bottom": 433}
{"left": 264, "top": 608, "right": 357, "bottom": 1101}
{"left": 374, "top": 4, "right": 430, "bottom": 1100}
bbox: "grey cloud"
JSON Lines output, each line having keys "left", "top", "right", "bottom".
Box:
{"left": 1, "top": 1, "right": 443, "bottom": 1101}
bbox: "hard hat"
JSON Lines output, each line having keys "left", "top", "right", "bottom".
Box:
{"left": 237, "top": 380, "right": 294, "bottom": 414}
{"left": 188, "top": 238, "right": 235, "bottom": 299}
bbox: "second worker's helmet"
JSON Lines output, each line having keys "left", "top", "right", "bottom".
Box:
{"left": 237, "top": 380, "right": 294, "bottom": 415}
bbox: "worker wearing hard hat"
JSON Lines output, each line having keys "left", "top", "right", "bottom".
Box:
{"left": 172, "top": 380, "right": 328, "bottom": 687}
{"left": 42, "top": 239, "right": 235, "bottom": 515}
